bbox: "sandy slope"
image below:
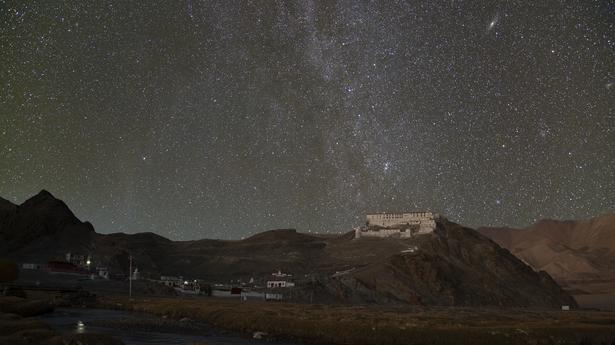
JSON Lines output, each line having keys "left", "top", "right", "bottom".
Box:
{"left": 478, "top": 213, "right": 615, "bottom": 309}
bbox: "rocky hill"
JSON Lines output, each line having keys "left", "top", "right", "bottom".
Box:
{"left": 0, "top": 191, "right": 576, "bottom": 308}
{"left": 0, "top": 190, "right": 96, "bottom": 261}
{"left": 333, "top": 221, "right": 574, "bottom": 307}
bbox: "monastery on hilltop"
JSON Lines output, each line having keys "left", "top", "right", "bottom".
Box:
{"left": 355, "top": 212, "right": 440, "bottom": 239}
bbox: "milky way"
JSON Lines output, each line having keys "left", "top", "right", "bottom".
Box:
{"left": 1, "top": 1, "right": 614, "bottom": 240}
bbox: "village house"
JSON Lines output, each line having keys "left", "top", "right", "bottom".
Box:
{"left": 267, "top": 280, "right": 295, "bottom": 288}
{"left": 265, "top": 293, "right": 283, "bottom": 301}
{"left": 160, "top": 275, "right": 183, "bottom": 287}
{"left": 355, "top": 212, "right": 440, "bottom": 239}
{"left": 177, "top": 280, "right": 201, "bottom": 295}
{"left": 21, "top": 263, "right": 40, "bottom": 270}
{"left": 96, "top": 266, "right": 109, "bottom": 279}
{"left": 45, "top": 261, "right": 88, "bottom": 275}
{"left": 65, "top": 252, "right": 91, "bottom": 268}
{"left": 266, "top": 270, "right": 295, "bottom": 288}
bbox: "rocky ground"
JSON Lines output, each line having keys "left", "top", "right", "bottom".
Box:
{"left": 86, "top": 316, "right": 215, "bottom": 335}
{"left": 99, "top": 295, "right": 615, "bottom": 345}
{"left": 3, "top": 293, "right": 615, "bottom": 345}
{"left": 0, "top": 296, "right": 124, "bottom": 345}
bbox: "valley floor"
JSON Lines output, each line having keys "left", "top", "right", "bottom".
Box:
{"left": 98, "top": 295, "right": 615, "bottom": 345}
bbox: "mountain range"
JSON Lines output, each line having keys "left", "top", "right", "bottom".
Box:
{"left": 0, "top": 190, "right": 578, "bottom": 308}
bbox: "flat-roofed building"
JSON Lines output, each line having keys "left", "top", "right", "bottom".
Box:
{"left": 355, "top": 212, "right": 439, "bottom": 239}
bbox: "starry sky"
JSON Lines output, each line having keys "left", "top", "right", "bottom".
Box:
{"left": 1, "top": 1, "right": 614, "bottom": 240}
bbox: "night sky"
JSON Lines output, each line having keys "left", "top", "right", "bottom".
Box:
{"left": 1, "top": 1, "right": 614, "bottom": 240}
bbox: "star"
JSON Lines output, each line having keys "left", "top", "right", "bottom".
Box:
{"left": 1, "top": 2, "right": 612, "bottom": 240}
{"left": 487, "top": 14, "right": 499, "bottom": 32}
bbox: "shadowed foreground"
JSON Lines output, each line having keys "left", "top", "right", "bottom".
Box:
{"left": 99, "top": 296, "right": 615, "bottom": 345}
{"left": 0, "top": 297, "right": 124, "bottom": 345}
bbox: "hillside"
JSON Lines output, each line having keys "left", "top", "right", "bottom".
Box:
{"left": 339, "top": 221, "right": 574, "bottom": 307}
{"left": 478, "top": 214, "right": 615, "bottom": 284}
{"left": 0, "top": 191, "right": 576, "bottom": 308}
{"left": 0, "top": 190, "right": 96, "bottom": 260}
{"left": 478, "top": 214, "right": 615, "bottom": 309}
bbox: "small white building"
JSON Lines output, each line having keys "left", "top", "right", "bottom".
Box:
{"left": 266, "top": 270, "right": 294, "bottom": 288}
{"left": 22, "top": 263, "right": 39, "bottom": 270}
{"left": 176, "top": 280, "right": 201, "bottom": 295}
{"left": 160, "top": 275, "right": 183, "bottom": 287}
{"left": 355, "top": 212, "right": 439, "bottom": 239}
{"left": 131, "top": 268, "right": 140, "bottom": 280}
{"left": 265, "top": 293, "right": 283, "bottom": 301}
{"left": 96, "top": 266, "right": 109, "bottom": 279}
{"left": 267, "top": 280, "right": 295, "bottom": 288}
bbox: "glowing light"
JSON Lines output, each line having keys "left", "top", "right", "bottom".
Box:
{"left": 76, "top": 321, "right": 85, "bottom": 333}
{"left": 383, "top": 161, "right": 391, "bottom": 172}
{"left": 487, "top": 14, "right": 499, "bottom": 32}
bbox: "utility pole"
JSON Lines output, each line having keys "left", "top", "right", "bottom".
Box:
{"left": 129, "top": 255, "right": 133, "bottom": 298}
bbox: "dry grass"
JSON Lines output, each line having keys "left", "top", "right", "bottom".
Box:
{"left": 98, "top": 295, "right": 615, "bottom": 345}
{"left": 0, "top": 296, "right": 55, "bottom": 317}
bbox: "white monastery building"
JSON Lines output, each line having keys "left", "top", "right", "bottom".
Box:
{"left": 355, "top": 212, "right": 440, "bottom": 239}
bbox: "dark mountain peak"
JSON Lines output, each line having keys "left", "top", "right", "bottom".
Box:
{"left": 243, "top": 228, "right": 317, "bottom": 243}
{"left": 20, "top": 190, "right": 78, "bottom": 222}
{"left": 82, "top": 221, "right": 96, "bottom": 232}
{"left": 102, "top": 231, "right": 172, "bottom": 244}
{"left": 134, "top": 231, "right": 172, "bottom": 242}
{"left": 0, "top": 195, "right": 16, "bottom": 204}
{"left": 0, "top": 196, "right": 17, "bottom": 211}
{"left": 22, "top": 189, "right": 58, "bottom": 206}
{"left": 0, "top": 190, "right": 96, "bottom": 255}
{"left": 0, "top": 197, "right": 18, "bottom": 225}
{"left": 37, "top": 189, "right": 54, "bottom": 197}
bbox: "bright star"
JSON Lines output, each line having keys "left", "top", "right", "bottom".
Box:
{"left": 487, "top": 15, "right": 499, "bottom": 32}
{"left": 383, "top": 162, "right": 391, "bottom": 172}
